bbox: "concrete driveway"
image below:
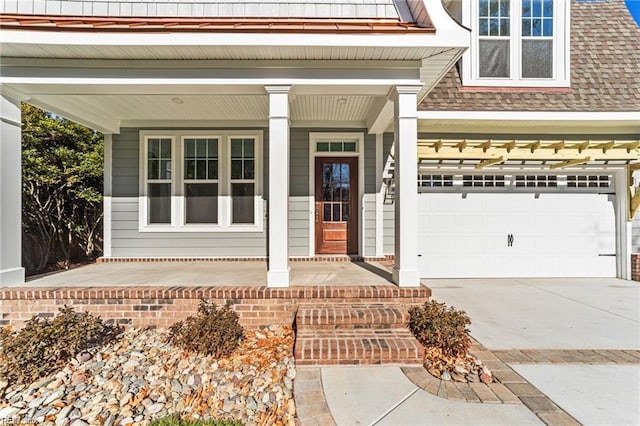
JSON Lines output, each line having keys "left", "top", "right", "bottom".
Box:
{"left": 426, "top": 277, "right": 640, "bottom": 350}
{"left": 426, "top": 277, "right": 640, "bottom": 425}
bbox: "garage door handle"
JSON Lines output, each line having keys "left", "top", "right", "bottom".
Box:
{"left": 507, "top": 234, "right": 514, "bottom": 247}
{"left": 598, "top": 254, "right": 616, "bottom": 257}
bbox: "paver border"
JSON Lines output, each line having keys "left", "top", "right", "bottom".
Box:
{"left": 294, "top": 367, "right": 336, "bottom": 426}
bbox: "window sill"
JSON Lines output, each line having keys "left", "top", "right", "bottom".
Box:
{"left": 138, "top": 224, "right": 264, "bottom": 233}
{"left": 458, "top": 86, "right": 573, "bottom": 93}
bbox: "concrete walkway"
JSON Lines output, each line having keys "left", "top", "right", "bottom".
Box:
{"left": 296, "top": 366, "right": 542, "bottom": 426}
{"left": 294, "top": 278, "right": 640, "bottom": 425}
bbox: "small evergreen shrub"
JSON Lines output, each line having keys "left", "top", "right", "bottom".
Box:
{"left": 408, "top": 301, "right": 471, "bottom": 358}
{"left": 169, "top": 301, "right": 244, "bottom": 357}
{"left": 0, "top": 306, "right": 122, "bottom": 385}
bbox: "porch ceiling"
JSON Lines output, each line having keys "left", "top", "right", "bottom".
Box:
{"left": 26, "top": 92, "right": 383, "bottom": 130}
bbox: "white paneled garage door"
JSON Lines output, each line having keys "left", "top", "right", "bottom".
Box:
{"left": 417, "top": 174, "right": 617, "bottom": 278}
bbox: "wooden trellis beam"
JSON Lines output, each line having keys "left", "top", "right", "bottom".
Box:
{"left": 475, "top": 156, "right": 505, "bottom": 169}
{"left": 417, "top": 139, "right": 640, "bottom": 163}
{"left": 549, "top": 157, "right": 591, "bottom": 169}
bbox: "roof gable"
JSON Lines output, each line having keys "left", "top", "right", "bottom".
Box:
{"left": 422, "top": 0, "right": 640, "bottom": 112}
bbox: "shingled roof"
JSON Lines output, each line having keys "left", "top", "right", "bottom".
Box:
{"left": 422, "top": 0, "right": 640, "bottom": 112}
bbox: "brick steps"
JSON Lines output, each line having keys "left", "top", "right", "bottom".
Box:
{"left": 294, "top": 303, "right": 425, "bottom": 366}
{"left": 296, "top": 303, "right": 408, "bottom": 329}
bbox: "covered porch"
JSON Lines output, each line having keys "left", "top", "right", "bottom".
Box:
{"left": 21, "top": 259, "right": 395, "bottom": 287}
{"left": 0, "top": 1, "right": 470, "bottom": 288}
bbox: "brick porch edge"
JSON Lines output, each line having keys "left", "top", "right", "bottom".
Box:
{"left": 0, "top": 285, "right": 430, "bottom": 330}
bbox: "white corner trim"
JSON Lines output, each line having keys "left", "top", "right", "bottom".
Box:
{"left": 308, "top": 132, "right": 365, "bottom": 257}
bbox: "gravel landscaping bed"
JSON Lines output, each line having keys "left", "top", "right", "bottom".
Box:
{"left": 0, "top": 325, "right": 296, "bottom": 426}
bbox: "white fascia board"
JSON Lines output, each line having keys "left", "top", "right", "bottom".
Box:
{"left": 0, "top": 29, "right": 469, "bottom": 49}
{"left": 0, "top": 77, "right": 424, "bottom": 88}
{"left": 424, "top": 0, "right": 470, "bottom": 46}
{"left": 419, "top": 111, "right": 640, "bottom": 123}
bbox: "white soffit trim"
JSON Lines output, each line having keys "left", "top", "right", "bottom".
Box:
{"left": 0, "top": 30, "right": 468, "bottom": 50}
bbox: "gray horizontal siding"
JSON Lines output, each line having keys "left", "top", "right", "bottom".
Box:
{"left": 289, "top": 197, "right": 310, "bottom": 256}
{"left": 363, "top": 195, "right": 376, "bottom": 257}
{"left": 110, "top": 127, "right": 267, "bottom": 258}
{"left": 110, "top": 126, "right": 381, "bottom": 258}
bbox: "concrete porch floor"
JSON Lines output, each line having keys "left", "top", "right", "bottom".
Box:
{"left": 20, "top": 260, "right": 395, "bottom": 287}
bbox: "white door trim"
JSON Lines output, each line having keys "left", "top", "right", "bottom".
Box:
{"left": 308, "top": 132, "right": 365, "bottom": 257}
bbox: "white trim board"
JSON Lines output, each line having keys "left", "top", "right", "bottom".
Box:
{"left": 308, "top": 132, "right": 365, "bottom": 257}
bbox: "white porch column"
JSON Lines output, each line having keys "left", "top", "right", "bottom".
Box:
{"left": 614, "top": 167, "right": 632, "bottom": 280}
{"left": 103, "top": 134, "right": 113, "bottom": 258}
{"left": 391, "top": 86, "right": 421, "bottom": 287}
{"left": 266, "top": 86, "right": 291, "bottom": 287}
{"left": 0, "top": 95, "right": 25, "bottom": 286}
{"left": 375, "top": 133, "right": 385, "bottom": 258}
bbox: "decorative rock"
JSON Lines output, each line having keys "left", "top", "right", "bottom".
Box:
{"left": 480, "top": 373, "right": 493, "bottom": 384}
{"left": 465, "top": 373, "right": 481, "bottom": 383}
{"left": 441, "top": 371, "right": 452, "bottom": 381}
{"left": 76, "top": 351, "right": 92, "bottom": 363}
{"left": 146, "top": 403, "right": 164, "bottom": 415}
{"left": 0, "top": 326, "right": 296, "bottom": 426}
{"left": 451, "top": 372, "right": 467, "bottom": 382}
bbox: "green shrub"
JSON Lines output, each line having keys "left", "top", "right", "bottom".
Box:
{"left": 0, "top": 306, "right": 122, "bottom": 385}
{"left": 408, "top": 301, "right": 471, "bottom": 359}
{"left": 151, "top": 416, "right": 242, "bottom": 426}
{"left": 169, "top": 301, "right": 244, "bottom": 357}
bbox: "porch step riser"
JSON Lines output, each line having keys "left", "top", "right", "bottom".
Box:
{"left": 296, "top": 305, "right": 408, "bottom": 330}
{"left": 294, "top": 303, "right": 425, "bottom": 366}
{"left": 295, "top": 336, "right": 424, "bottom": 366}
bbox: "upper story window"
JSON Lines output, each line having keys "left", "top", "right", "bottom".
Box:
{"left": 139, "top": 131, "right": 263, "bottom": 233}
{"left": 463, "top": 0, "right": 569, "bottom": 87}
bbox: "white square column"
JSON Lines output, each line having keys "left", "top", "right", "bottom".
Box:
{"left": 266, "top": 86, "right": 291, "bottom": 287}
{"left": 0, "top": 95, "right": 25, "bottom": 286}
{"left": 391, "top": 86, "right": 422, "bottom": 287}
{"left": 614, "top": 167, "right": 633, "bottom": 280}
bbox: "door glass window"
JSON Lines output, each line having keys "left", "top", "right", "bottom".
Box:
{"left": 322, "top": 163, "right": 350, "bottom": 222}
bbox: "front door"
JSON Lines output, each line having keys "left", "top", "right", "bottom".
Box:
{"left": 315, "top": 157, "right": 358, "bottom": 254}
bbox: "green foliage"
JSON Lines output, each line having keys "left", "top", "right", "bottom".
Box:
{"left": 0, "top": 306, "right": 122, "bottom": 386}
{"left": 408, "top": 301, "right": 472, "bottom": 359}
{"left": 150, "top": 415, "right": 243, "bottom": 426}
{"left": 21, "top": 103, "right": 104, "bottom": 274}
{"left": 169, "top": 301, "right": 244, "bottom": 357}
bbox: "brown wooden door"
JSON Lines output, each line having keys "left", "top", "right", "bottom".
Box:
{"left": 315, "top": 157, "right": 358, "bottom": 255}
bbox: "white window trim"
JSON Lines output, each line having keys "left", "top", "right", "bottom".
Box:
{"left": 138, "top": 130, "right": 263, "bottom": 233}
{"left": 461, "top": 0, "right": 570, "bottom": 87}
{"left": 308, "top": 132, "right": 365, "bottom": 257}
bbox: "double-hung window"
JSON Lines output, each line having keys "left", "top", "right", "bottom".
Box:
{"left": 463, "top": 0, "right": 569, "bottom": 86}
{"left": 140, "top": 131, "right": 262, "bottom": 232}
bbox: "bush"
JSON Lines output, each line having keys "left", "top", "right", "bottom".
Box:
{"left": 151, "top": 416, "right": 242, "bottom": 426}
{"left": 0, "top": 306, "right": 122, "bottom": 385}
{"left": 169, "top": 301, "right": 244, "bottom": 357}
{"left": 408, "top": 301, "right": 471, "bottom": 359}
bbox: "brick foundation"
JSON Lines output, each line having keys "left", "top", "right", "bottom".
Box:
{"left": 632, "top": 254, "right": 640, "bottom": 282}
{"left": 0, "top": 285, "right": 430, "bottom": 330}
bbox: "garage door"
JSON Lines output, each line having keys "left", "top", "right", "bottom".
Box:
{"left": 417, "top": 173, "right": 617, "bottom": 278}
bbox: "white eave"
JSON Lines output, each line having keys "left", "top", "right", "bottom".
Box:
{"left": 418, "top": 111, "right": 640, "bottom": 134}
